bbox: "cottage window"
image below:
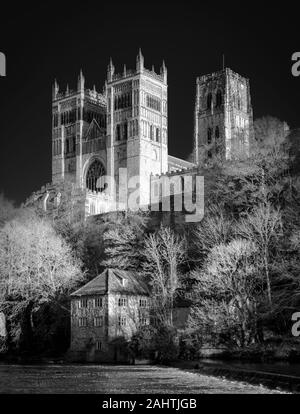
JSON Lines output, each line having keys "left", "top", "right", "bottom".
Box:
{"left": 95, "top": 297, "right": 103, "bottom": 308}
{"left": 118, "top": 298, "right": 127, "bottom": 307}
{"left": 96, "top": 341, "right": 102, "bottom": 351}
{"left": 94, "top": 316, "right": 103, "bottom": 327}
{"left": 139, "top": 299, "right": 147, "bottom": 307}
{"left": 139, "top": 317, "right": 148, "bottom": 326}
{"left": 78, "top": 317, "right": 87, "bottom": 327}
{"left": 79, "top": 298, "right": 88, "bottom": 308}
{"left": 118, "top": 316, "right": 127, "bottom": 326}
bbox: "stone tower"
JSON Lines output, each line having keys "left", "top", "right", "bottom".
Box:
{"left": 51, "top": 71, "right": 107, "bottom": 188}
{"left": 194, "top": 68, "right": 254, "bottom": 165}
{"left": 106, "top": 50, "right": 168, "bottom": 208}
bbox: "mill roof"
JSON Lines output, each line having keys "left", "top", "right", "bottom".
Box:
{"left": 70, "top": 268, "right": 150, "bottom": 297}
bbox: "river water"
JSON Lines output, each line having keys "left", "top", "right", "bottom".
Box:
{"left": 0, "top": 364, "right": 284, "bottom": 393}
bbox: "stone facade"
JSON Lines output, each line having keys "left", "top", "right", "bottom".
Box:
{"left": 52, "top": 51, "right": 177, "bottom": 218}
{"left": 47, "top": 59, "right": 254, "bottom": 220}
{"left": 194, "top": 68, "right": 254, "bottom": 164}
{"left": 106, "top": 50, "right": 169, "bottom": 208}
{"left": 69, "top": 269, "right": 150, "bottom": 362}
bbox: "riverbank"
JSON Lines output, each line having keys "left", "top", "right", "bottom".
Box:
{"left": 169, "top": 360, "right": 300, "bottom": 393}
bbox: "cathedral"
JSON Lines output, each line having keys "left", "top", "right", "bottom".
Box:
{"left": 25, "top": 52, "right": 255, "bottom": 362}
{"left": 27, "top": 51, "right": 254, "bottom": 218}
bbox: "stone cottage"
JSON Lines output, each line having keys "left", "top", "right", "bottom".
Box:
{"left": 69, "top": 268, "right": 150, "bottom": 362}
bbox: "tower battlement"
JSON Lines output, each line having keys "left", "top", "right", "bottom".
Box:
{"left": 53, "top": 88, "right": 106, "bottom": 106}
{"left": 107, "top": 49, "right": 167, "bottom": 85}
{"left": 196, "top": 67, "right": 250, "bottom": 84}
{"left": 110, "top": 67, "right": 166, "bottom": 84}
{"left": 52, "top": 75, "right": 106, "bottom": 106}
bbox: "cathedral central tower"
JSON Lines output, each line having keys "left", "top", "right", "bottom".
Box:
{"left": 106, "top": 50, "right": 168, "bottom": 208}
{"left": 194, "top": 68, "right": 254, "bottom": 165}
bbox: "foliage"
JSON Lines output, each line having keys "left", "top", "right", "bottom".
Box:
{"left": 0, "top": 210, "right": 83, "bottom": 353}
{"left": 0, "top": 193, "right": 18, "bottom": 228}
{"left": 253, "top": 116, "right": 290, "bottom": 158}
{"left": 129, "top": 324, "right": 179, "bottom": 362}
{"left": 55, "top": 218, "right": 105, "bottom": 279}
{"left": 102, "top": 211, "right": 149, "bottom": 271}
{"left": 1, "top": 115, "right": 299, "bottom": 359}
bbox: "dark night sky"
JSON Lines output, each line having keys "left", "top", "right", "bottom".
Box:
{"left": 0, "top": 2, "right": 299, "bottom": 204}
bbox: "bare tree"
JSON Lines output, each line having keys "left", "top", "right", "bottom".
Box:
{"left": 143, "top": 226, "right": 185, "bottom": 326}
{"left": 253, "top": 116, "right": 289, "bottom": 158}
{"left": 190, "top": 207, "right": 234, "bottom": 264}
{"left": 188, "top": 239, "right": 261, "bottom": 347}
{"left": 0, "top": 211, "right": 83, "bottom": 349}
{"left": 236, "top": 202, "right": 283, "bottom": 307}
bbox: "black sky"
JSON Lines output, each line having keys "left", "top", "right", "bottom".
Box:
{"left": 0, "top": 2, "right": 299, "bottom": 204}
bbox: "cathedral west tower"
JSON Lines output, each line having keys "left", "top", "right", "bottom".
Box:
{"left": 51, "top": 71, "right": 107, "bottom": 188}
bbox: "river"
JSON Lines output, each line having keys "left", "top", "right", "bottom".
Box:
{"left": 0, "top": 364, "right": 284, "bottom": 393}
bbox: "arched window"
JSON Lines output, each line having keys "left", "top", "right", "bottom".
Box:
{"left": 216, "top": 90, "right": 222, "bottom": 107}
{"left": 150, "top": 125, "right": 154, "bottom": 140}
{"left": 207, "top": 128, "right": 212, "bottom": 145}
{"left": 123, "top": 122, "right": 128, "bottom": 140}
{"left": 86, "top": 159, "right": 106, "bottom": 193}
{"left": 232, "top": 94, "right": 236, "bottom": 107}
{"left": 215, "top": 127, "right": 220, "bottom": 154}
{"left": 207, "top": 93, "right": 212, "bottom": 109}
{"left": 156, "top": 128, "right": 160, "bottom": 142}
{"left": 116, "top": 124, "right": 121, "bottom": 141}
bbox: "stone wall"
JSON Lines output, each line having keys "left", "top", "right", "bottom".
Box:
{"left": 70, "top": 292, "right": 150, "bottom": 362}
{"left": 70, "top": 294, "right": 109, "bottom": 362}
{"left": 0, "top": 312, "right": 7, "bottom": 339}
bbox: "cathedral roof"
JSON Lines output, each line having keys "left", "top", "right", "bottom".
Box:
{"left": 71, "top": 268, "right": 150, "bottom": 297}
{"left": 168, "top": 155, "right": 195, "bottom": 172}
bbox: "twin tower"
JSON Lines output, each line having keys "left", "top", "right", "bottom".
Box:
{"left": 51, "top": 51, "right": 253, "bottom": 213}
